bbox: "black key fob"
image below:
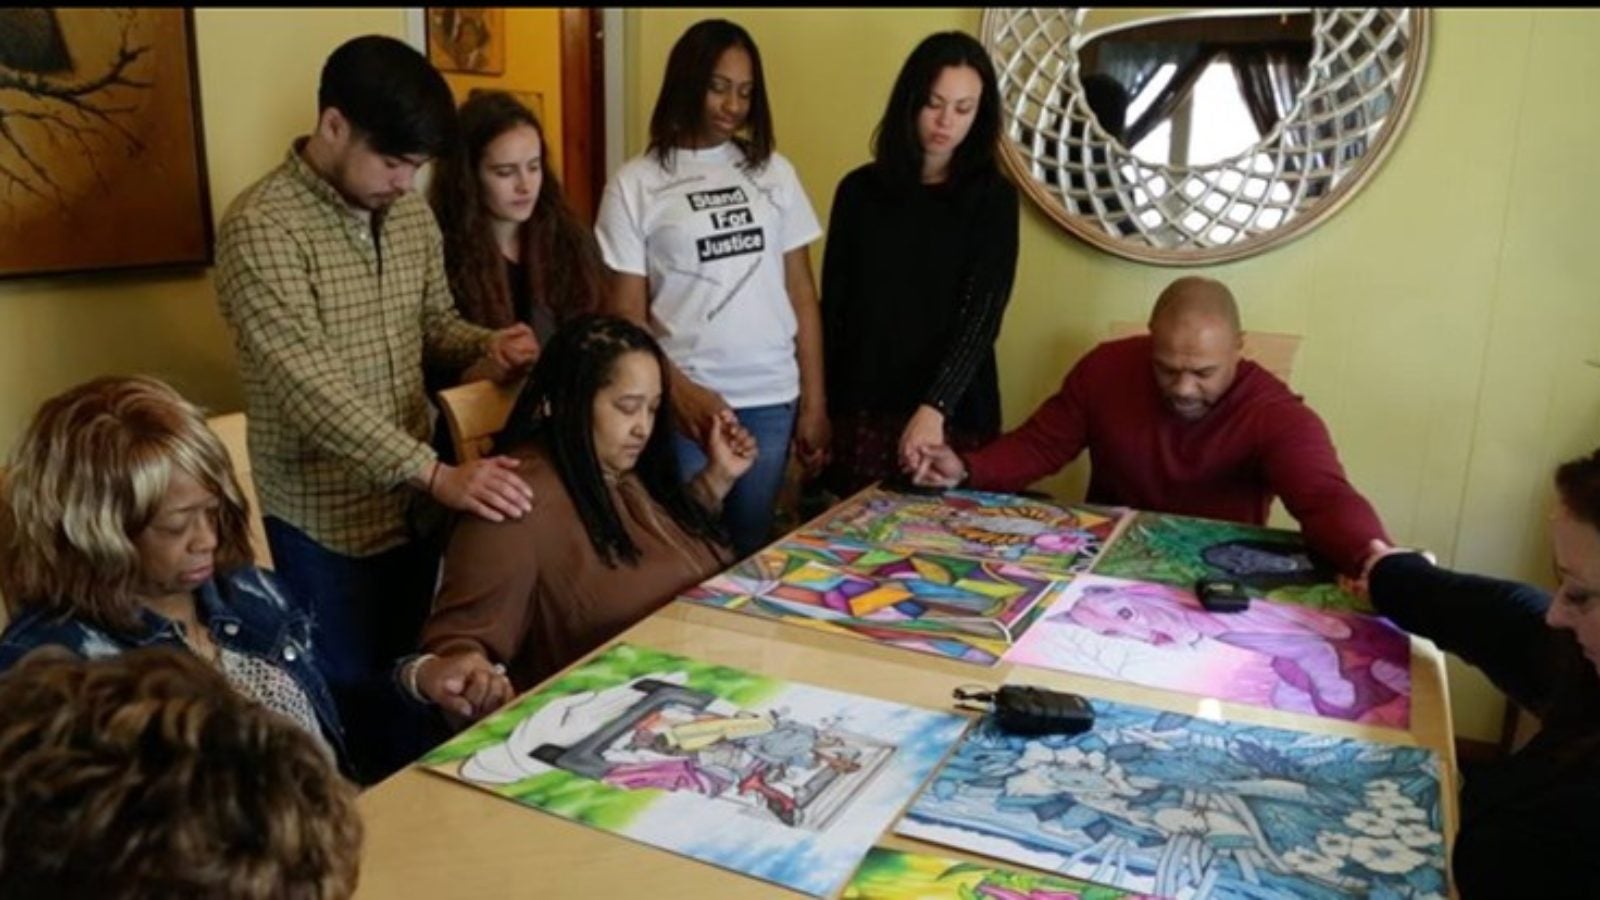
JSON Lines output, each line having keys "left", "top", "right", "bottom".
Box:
{"left": 993, "top": 685, "right": 1095, "bottom": 736}
{"left": 1197, "top": 576, "right": 1250, "bottom": 613}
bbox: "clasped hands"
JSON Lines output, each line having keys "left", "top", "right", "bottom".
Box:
{"left": 1338, "top": 539, "right": 1440, "bottom": 600}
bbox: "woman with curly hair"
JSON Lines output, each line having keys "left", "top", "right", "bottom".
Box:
{"left": 0, "top": 646, "right": 361, "bottom": 899}
{"left": 429, "top": 89, "right": 604, "bottom": 359}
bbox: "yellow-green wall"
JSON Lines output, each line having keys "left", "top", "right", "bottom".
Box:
{"left": 629, "top": 9, "right": 1600, "bottom": 742}
{"left": 0, "top": 8, "right": 408, "bottom": 456}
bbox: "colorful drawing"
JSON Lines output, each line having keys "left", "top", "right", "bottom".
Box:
{"left": 807, "top": 488, "right": 1126, "bottom": 577}
{"left": 681, "top": 533, "right": 1070, "bottom": 665}
{"left": 1004, "top": 575, "right": 1412, "bottom": 727}
{"left": 1092, "top": 511, "right": 1368, "bottom": 612}
{"left": 422, "top": 644, "right": 968, "bottom": 897}
{"left": 844, "top": 846, "right": 1150, "bottom": 899}
{"left": 898, "top": 704, "right": 1447, "bottom": 899}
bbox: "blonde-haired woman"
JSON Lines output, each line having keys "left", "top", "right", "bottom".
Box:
{"left": 0, "top": 376, "right": 344, "bottom": 763}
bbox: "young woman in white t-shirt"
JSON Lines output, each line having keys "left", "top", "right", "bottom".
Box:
{"left": 596, "top": 18, "right": 829, "bottom": 556}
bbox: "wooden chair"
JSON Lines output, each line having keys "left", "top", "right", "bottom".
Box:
{"left": 206, "top": 413, "right": 274, "bottom": 570}
{"left": 1108, "top": 320, "right": 1303, "bottom": 384}
{"left": 437, "top": 377, "right": 525, "bottom": 464}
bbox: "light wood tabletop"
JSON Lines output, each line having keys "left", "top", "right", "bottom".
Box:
{"left": 355, "top": 591, "right": 1459, "bottom": 898}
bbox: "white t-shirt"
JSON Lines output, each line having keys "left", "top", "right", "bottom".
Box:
{"left": 595, "top": 142, "right": 822, "bottom": 408}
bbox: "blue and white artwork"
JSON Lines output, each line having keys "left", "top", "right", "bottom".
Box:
{"left": 897, "top": 701, "right": 1447, "bottom": 899}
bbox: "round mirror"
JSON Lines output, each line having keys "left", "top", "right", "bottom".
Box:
{"left": 982, "top": 8, "right": 1430, "bottom": 265}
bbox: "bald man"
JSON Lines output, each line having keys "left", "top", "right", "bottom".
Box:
{"left": 909, "top": 277, "right": 1388, "bottom": 574}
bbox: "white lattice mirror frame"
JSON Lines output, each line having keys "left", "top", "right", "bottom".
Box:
{"left": 982, "top": 8, "right": 1431, "bottom": 265}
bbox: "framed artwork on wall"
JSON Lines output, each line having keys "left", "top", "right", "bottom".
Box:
{"left": 426, "top": 8, "right": 505, "bottom": 75}
{"left": 0, "top": 8, "right": 212, "bottom": 279}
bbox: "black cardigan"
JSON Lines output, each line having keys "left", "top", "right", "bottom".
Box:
{"left": 1370, "top": 552, "right": 1600, "bottom": 896}
{"left": 820, "top": 163, "right": 1019, "bottom": 436}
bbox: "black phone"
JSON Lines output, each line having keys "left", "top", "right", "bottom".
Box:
{"left": 1196, "top": 576, "right": 1250, "bottom": 613}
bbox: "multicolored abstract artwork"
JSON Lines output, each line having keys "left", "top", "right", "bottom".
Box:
{"left": 1092, "top": 512, "right": 1369, "bottom": 612}
{"left": 898, "top": 705, "right": 1447, "bottom": 899}
{"left": 808, "top": 488, "right": 1126, "bottom": 577}
{"left": 844, "top": 847, "right": 1151, "bottom": 899}
{"left": 1004, "top": 575, "right": 1412, "bottom": 727}
{"left": 421, "top": 644, "right": 968, "bottom": 897}
{"left": 681, "top": 533, "right": 1071, "bottom": 665}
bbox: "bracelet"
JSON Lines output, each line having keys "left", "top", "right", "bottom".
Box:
{"left": 403, "top": 652, "right": 438, "bottom": 704}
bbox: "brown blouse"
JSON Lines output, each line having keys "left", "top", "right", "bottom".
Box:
{"left": 420, "top": 445, "right": 730, "bottom": 689}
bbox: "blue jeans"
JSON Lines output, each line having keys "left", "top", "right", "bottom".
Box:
{"left": 676, "top": 401, "right": 796, "bottom": 558}
{"left": 264, "top": 516, "right": 448, "bottom": 784}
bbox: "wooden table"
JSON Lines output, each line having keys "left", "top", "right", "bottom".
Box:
{"left": 356, "top": 589, "right": 1459, "bottom": 898}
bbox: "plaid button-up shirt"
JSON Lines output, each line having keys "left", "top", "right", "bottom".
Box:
{"left": 216, "top": 141, "right": 490, "bottom": 556}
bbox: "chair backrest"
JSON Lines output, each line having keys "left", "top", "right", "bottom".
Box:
{"left": 437, "top": 377, "right": 525, "bottom": 464}
{"left": 206, "top": 412, "right": 274, "bottom": 570}
{"left": 1107, "top": 320, "right": 1303, "bottom": 384}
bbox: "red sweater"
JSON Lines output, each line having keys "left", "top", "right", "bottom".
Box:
{"left": 964, "top": 336, "right": 1387, "bottom": 573}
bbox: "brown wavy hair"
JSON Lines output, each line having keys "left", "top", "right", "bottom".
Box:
{"left": 429, "top": 90, "right": 602, "bottom": 330}
{"left": 0, "top": 646, "right": 362, "bottom": 899}
{"left": 2, "top": 376, "right": 254, "bottom": 632}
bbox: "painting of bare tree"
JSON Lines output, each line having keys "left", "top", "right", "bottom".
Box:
{"left": 0, "top": 8, "right": 210, "bottom": 278}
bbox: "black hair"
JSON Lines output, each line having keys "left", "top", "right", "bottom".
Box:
{"left": 318, "top": 35, "right": 457, "bottom": 157}
{"left": 871, "top": 31, "right": 1002, "bottom": 186}
{"left": 647, "top": 19, "right": 774, "bottom": 171}
{"left": 496, "top": 315, "right": 726, "bottom": 566}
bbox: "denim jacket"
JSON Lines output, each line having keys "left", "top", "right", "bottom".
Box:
{"left": 0, "top": 565, "right": 345, "bottom": 761}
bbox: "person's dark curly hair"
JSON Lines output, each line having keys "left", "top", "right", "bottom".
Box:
{"left": 0, "top": 646, "right": 362, "bottom": 900}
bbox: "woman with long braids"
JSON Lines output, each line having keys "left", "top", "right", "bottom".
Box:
{"left": 399, "top": 315, "right": 755, "bottom": 721}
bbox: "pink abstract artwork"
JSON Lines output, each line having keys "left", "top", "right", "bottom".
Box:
{"left": 1003, "top": 574, "right": 1412, "bottom": 727}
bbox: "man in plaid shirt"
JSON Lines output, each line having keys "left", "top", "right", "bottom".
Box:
{"left": 216, "top": 36, "right": 537, "bottom": 782}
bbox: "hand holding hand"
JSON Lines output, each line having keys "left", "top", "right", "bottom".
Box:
{"left": 1342, "top": 538, "right": 1439, "bottom": 600}
{"left": 903, "top": 443, "right": 966, "bottom": 488}
{"left": 793, "top": 400, "right": 832, "bottom": 476}
{"left": 431, "top": 456, "right": 534, "bottom": 522}
{"left": 707, "top": 408, "right": 758, "bottom": 484}
{"left": 415, "top": 651, "right": 514, "bottom": 722}
{"left": 898, "top": 405, "right": 946, "bottom": 471}
{"left": 674, "top": 380, "right": 733, "bottom": 447}
{"left": 484, "top": 324, "right": 540, "bottom": 383}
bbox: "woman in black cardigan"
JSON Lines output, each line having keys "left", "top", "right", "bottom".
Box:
{"left": 819, "top": 31, "right": 1019, "bottom": 497}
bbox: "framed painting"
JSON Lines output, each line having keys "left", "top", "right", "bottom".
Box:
{"left": 426, "top": 8, "right": 505, "bottom": 75}
{"left": 0, "top": 8, "right": 212, "bottom": 278}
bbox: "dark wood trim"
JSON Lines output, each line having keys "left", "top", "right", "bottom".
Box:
{"left": 559, "top": 8, "right": 605, "bottom": 227}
